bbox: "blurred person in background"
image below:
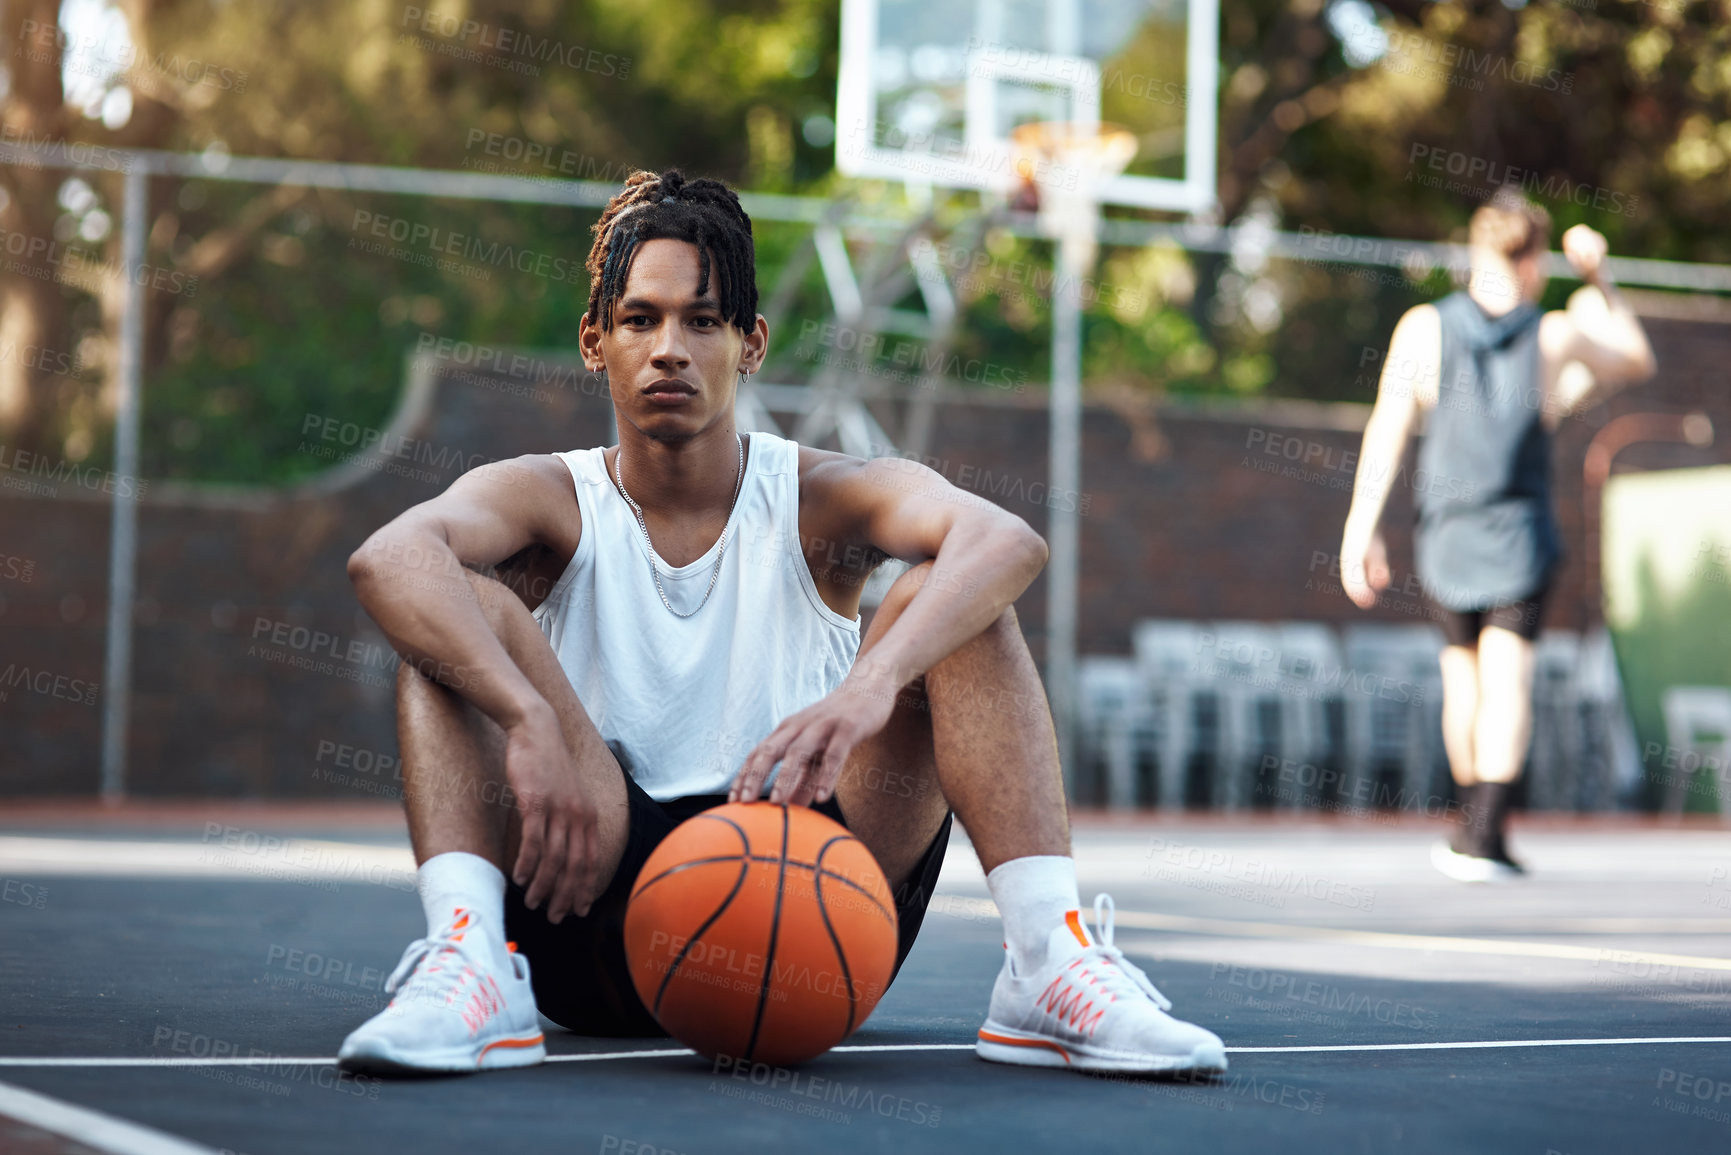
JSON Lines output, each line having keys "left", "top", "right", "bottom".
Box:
{"left": 1338, "top": 188, "right": 1655, "bottom": 881}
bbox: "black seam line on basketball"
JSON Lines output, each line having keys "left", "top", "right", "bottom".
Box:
{"left": 798, "top": 864, "right": 894, "bottom": 924}
{"left": 633, "top": 854, "right": 892, "bottom": 923}
{"left": 631, "top": 854, "right": 864, "bottom": 896}
{"left": 744, "top": 805, "right": 790, "bottom": 1063}
{"left": 652, "top": 815, "right": 750, "bottom": 1017}
{"left": 629, "top": 812, "right": 805, "bottom": 898}
{"left": 631, "top": 854, "right": 769, "bottom": 899}
{"left": 813, "top": 835, "right": 859, "bottom": 1038}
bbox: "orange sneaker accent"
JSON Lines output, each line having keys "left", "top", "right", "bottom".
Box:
{"left": 1064, "top": 910, "right": 1089, "bottom": 947}
{"left": 977, "top": 1029, "right": 1072, "bottom": 1064}
{"left": 478, "top": 1033, "right": 545, "bottom": 1059}
{"left": 1036, "top": 972, "right": 1107, "bottom": 1036}
{"left": 506, "top": 942, "right": 518, "bottom": 953}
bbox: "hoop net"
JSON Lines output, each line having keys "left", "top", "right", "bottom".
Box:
{"left": 1010, "top": 121, "right": 1137, "bottom": 269}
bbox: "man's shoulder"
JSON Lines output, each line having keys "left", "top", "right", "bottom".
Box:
{"left": 428, "top": 450, "right": 579, "bottom": 498}
{"left": 495, "top": 450, "right": 586, "bottom": 490}
{"left": 793, "top": 441, "right": 865, "bottom": 479}
{"left": 1391, "top": 301, "right": 1444, "bottom": 359}
{"left": 454, "top": 452, "right": 586, "bottom": 528}
{"left": 786, "top": 442, "right": 894, "bottom": 578}
{"left": 1398, "top": 300, "right": 1444, "bottom": 328}
{"left": 793, "top": 442, "right": 893, "bottom": 507}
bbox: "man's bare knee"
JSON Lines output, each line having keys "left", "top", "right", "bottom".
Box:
{"left": 396, "top": 654, "right": 450, "bottom": 700}
{"left": 930, "top": 606, "right": 1023, "bottom": 680}
{"left": 985, "top": 604, "right": 1020, "bottom": 637}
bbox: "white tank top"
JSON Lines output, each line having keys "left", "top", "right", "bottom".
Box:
{"left": 531, "top": 431, "right": 862, "bottom": 800}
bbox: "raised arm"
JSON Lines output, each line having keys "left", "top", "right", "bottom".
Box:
{"left": 1542, "top": 225, "right": 1659, "bottom": 419}
{"left": 729, "top": 455, "right": 1048, "bottom": 806}
{"left": 1340, "top": 304, "right": 1435, "bottom": 609}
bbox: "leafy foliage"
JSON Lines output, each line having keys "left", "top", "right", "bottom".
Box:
{"left": 2, "top": 0, "right": 1726, "bottom": 481}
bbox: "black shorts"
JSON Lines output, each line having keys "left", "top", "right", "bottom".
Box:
{"left": 504, "top": 764, "right": 953, "bottom": 1037}
{"left": 1426, "top": 586, "right": 1549, "bottom": 647}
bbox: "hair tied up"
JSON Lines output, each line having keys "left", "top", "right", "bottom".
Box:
{"left": 585, "top": 167, "right": 758, "bottom": 334}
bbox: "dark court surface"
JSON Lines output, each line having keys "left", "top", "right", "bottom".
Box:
{"left": 3, "top": 814, "right": 1731, "bottom": 1154}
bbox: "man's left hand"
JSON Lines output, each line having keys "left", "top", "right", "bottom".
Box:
{"left": 1562, "top": 224, "right": 1608, "bottom": 282}
{"left": 728, "top": 660, "right": 904, "bottom": 808}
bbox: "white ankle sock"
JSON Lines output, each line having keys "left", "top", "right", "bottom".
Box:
{"left": 418, "top": 851, "right": 507, "bottom": 949}
{"left": 985, "top": 855, "right": 1081, "bottom": 977}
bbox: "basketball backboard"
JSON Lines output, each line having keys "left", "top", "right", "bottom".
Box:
{"left": 836, "top": 0, "right": 1218, "bottom": 214}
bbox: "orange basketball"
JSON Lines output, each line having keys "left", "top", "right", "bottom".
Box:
{"left": 624, "top": 802, "right": 898, "bottom": 1066}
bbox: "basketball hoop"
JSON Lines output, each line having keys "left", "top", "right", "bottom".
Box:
{"left": 1010, "top": 121, "right": 1138, "bottom": 273}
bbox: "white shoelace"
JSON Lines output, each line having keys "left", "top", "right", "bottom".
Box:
{"left": 384, "top": 912, "right": 501, "bottom": 1013}
{"left": 1079, "top": 893, "right": 1173, "bottom": 1013}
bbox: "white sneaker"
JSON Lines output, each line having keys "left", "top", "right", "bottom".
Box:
{"left": 337, "top": 908, "right": 545, "bottom": 1074}
{"left": 976, "top": 894, "right": 1227, "bottom": 1075}
{"left": 1430, "top": 841, "right": 1524, "bottom": 884}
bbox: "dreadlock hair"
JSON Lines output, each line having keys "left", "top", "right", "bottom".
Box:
{"left": 584, "top": 168, "right": 758, "bottom": 334}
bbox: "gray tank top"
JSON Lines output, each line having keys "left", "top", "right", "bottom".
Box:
{"left": 1412, "top": 291, "right": 1561, "bottom": 611}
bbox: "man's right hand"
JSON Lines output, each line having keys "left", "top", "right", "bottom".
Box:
{"left": 504, "top": 701, "right": 600, "bottom": 924}
{"left": 1341, "top": 531, "right": 1390, "bottom": 610}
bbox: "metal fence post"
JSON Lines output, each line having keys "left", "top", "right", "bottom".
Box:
{"left": 99, "top": 160, "right": 149, "bottom": 802}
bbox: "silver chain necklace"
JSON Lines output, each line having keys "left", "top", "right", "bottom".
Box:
{"left": 612, "top": 433, "right": 745, "bottom": 618}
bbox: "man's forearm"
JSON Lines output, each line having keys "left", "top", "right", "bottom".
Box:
{"left": 1341, "top": 481, "right": 1389, "bottom": 556}
{"left": 1585, "top": 275, "right": 1640, "bottom": 334}
{"left": 848, "top": 520, "right": 1045, "bottom": 694}
{"left": 1342, "top": 419, "right": 1402, "bottom": 554}
{"left": 1583, "top": 270, "right": 1656, "bottom": 373}
{"left": 1587, "top": 270, "right": 1637, "bottom": 327}
{"left": 349, "top": 529, "right": 548, "bottom": 729}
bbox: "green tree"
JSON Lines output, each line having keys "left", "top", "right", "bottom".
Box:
{"left": 3, "top": 0, "right": 1726, "bottom": 481}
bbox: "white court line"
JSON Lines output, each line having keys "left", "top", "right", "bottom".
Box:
{"left": 0, "top": 1056, "right": 335, "bottom": 1068}
{"left": 931, "top": 896, "right": 1731, "bottom": 971}
{"left": 0, "top": 835, "right": 413, "bottom": 885}
{"left": 5, "top": 1037, "right": 1731, "bottom": 1069}
{"left": 1228, "top": 1036, "right": 1731, "bottom": 1054}
{"left": 0, "top": 1078, "right": 218, "bottom": 1155}
{"left": 1107, "top": 910, "right": 1731, "bottom": 972}
{"left": 0, "top": 1046, "right": 967, "bottom": 1068}
{"left": 545, "top": 1043, "right": 980, "bottom": 1063}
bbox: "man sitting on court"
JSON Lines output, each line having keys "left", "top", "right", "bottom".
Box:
{"left": 336, "top": 168, "right": 1226, "bottom": 1076}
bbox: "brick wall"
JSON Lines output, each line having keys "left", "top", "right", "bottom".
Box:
{"left": 872, "top": 302, "right": 1729, "bottom": 655}
{"left": 1, "top": 304, "right": 1724, "bottom": 796}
